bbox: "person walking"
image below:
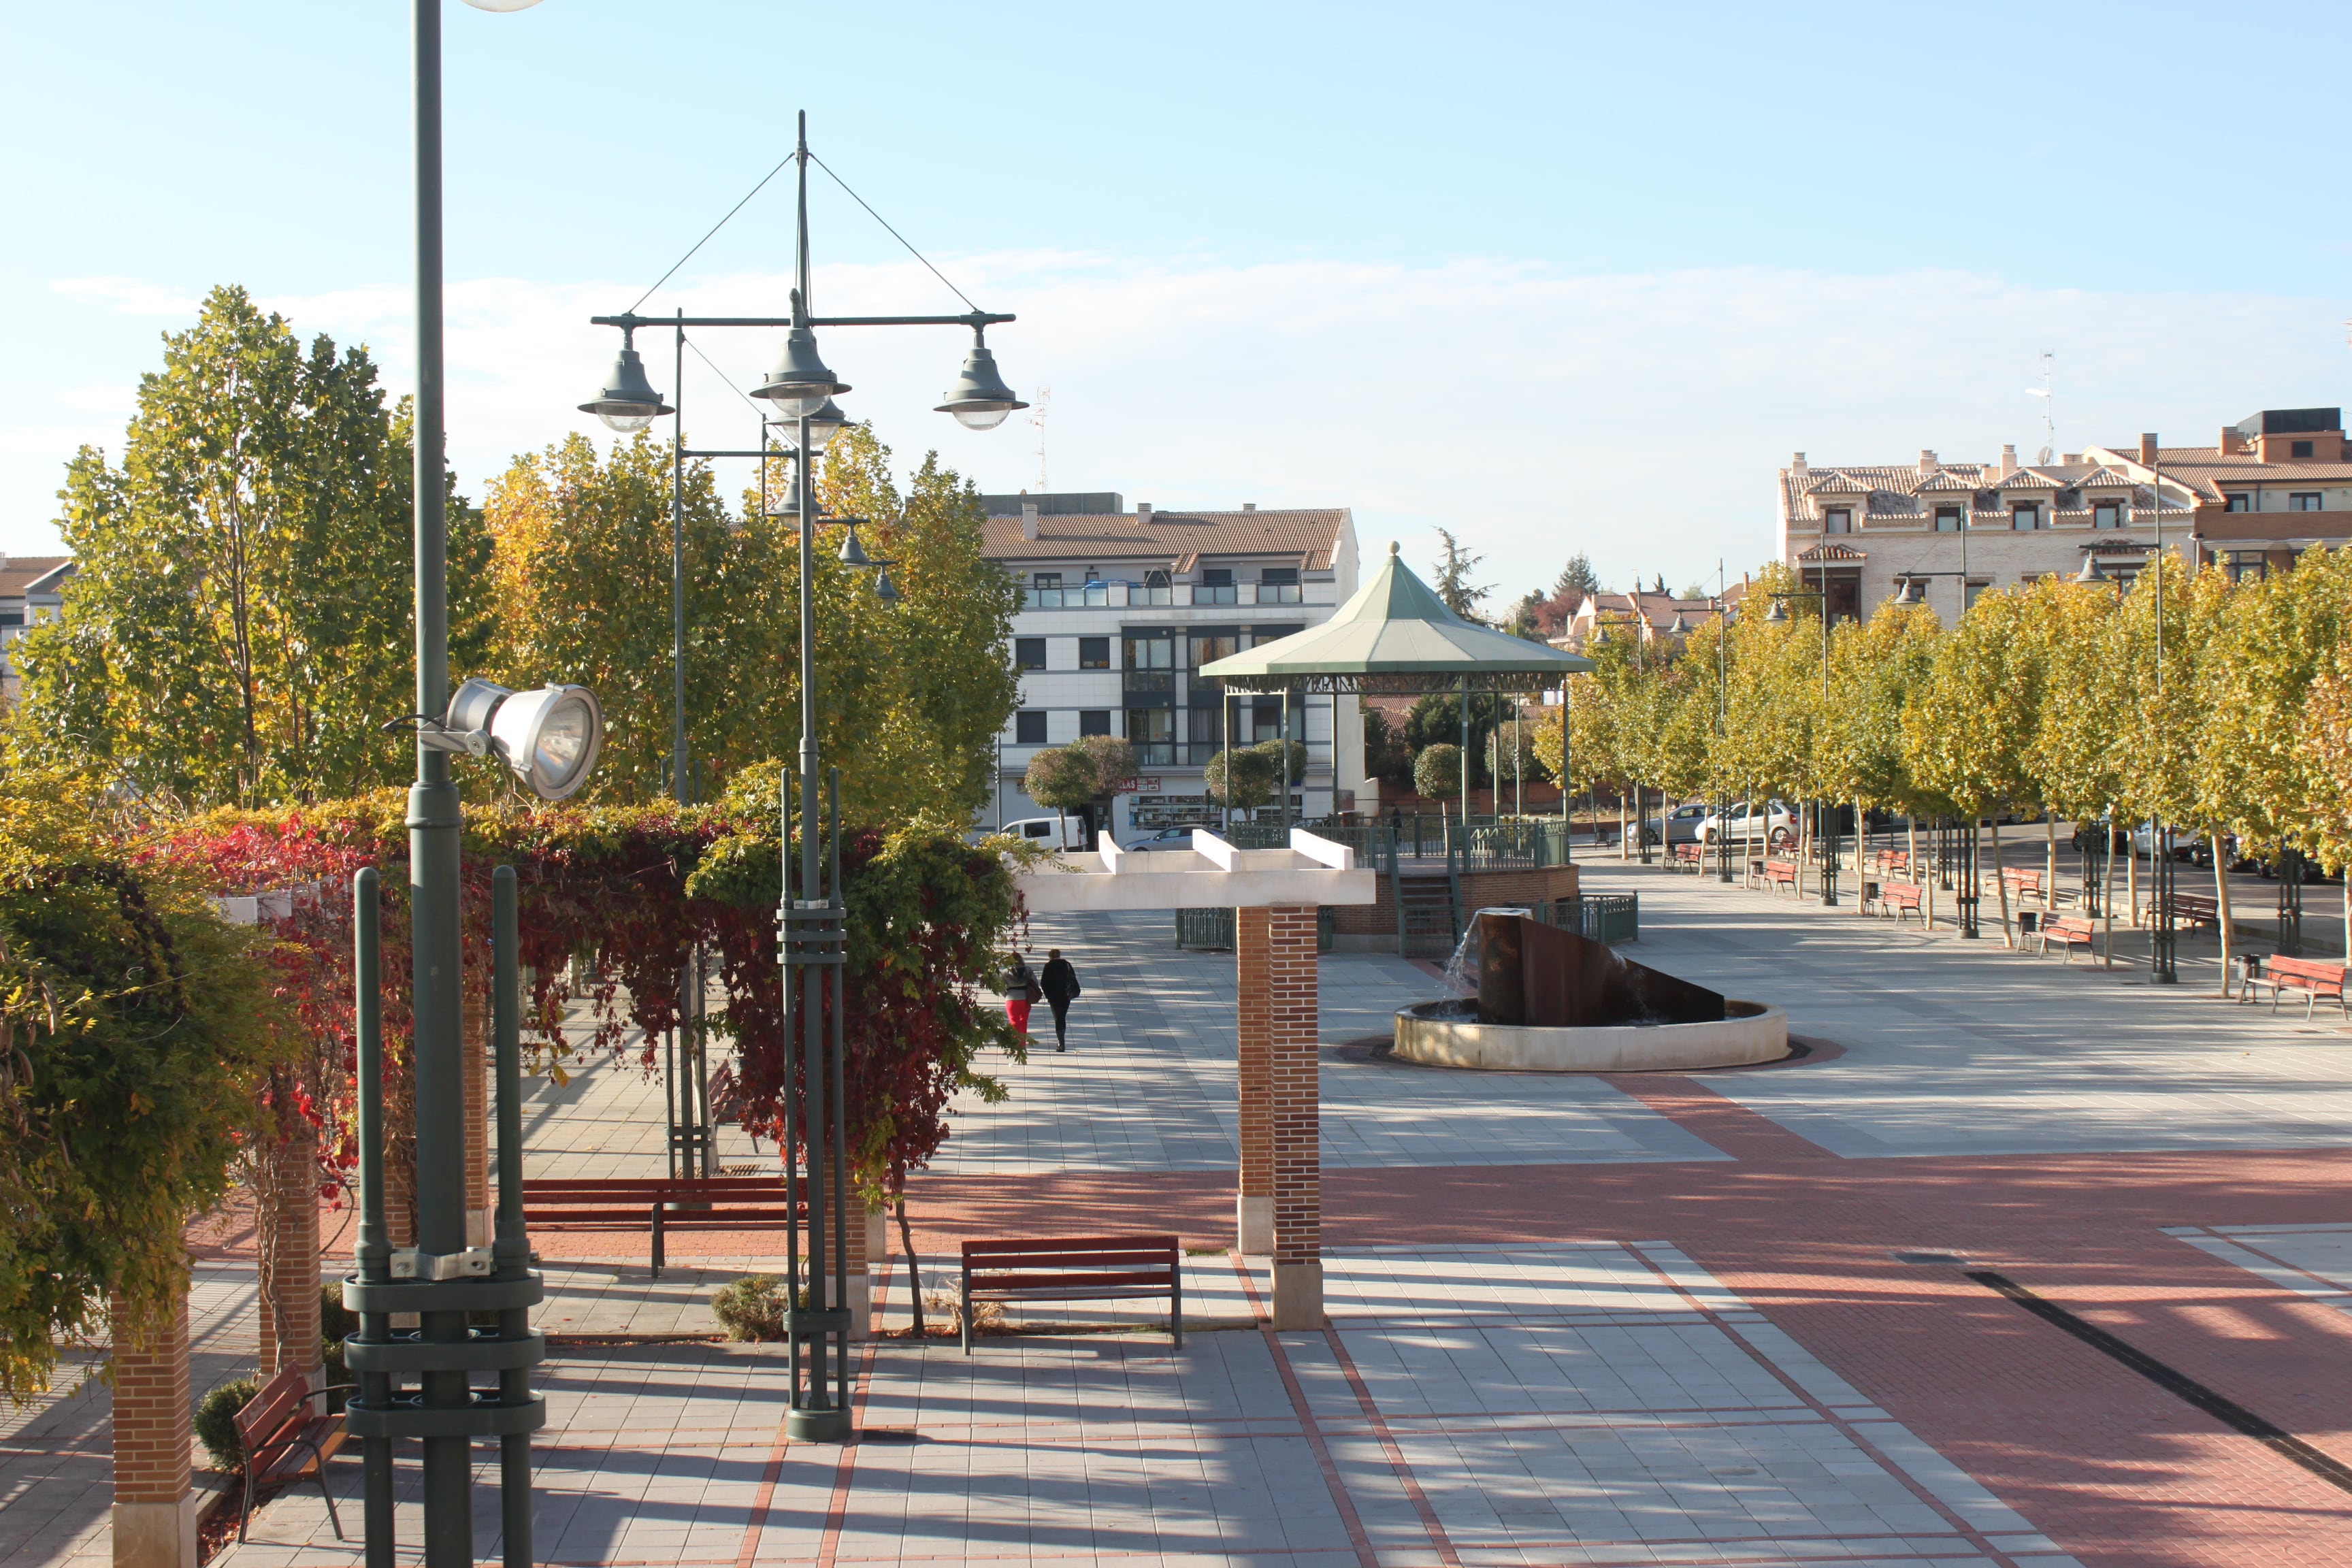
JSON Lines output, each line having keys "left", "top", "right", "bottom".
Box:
{"left": 1002, "top": 951, "right": 1039, "bottom": 1039}
{"left": 1039, "top": 949, "right": 1081, "bottom": 1051}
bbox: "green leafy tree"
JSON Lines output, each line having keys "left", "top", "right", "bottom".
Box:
{"left": 1431, "top": 528, "right": 1490, "bottom": 621}
{"left": 1404, "top": 690, "right": 1508, "bottom": 785}
{"left": 1414, "top": 742, "right": 1463, "bottom": 806}
{"left": 1554, "top": 553, "right": 1601, "bottom": 602}
{"left": 1361, "top": 704, "right": 1411, "bottom": 784}
{"left": 1072, "top": 734, "right": 1139, "bottom": 838}
{"left": 1020, "top": 745, "right": 1095, "bottom": 843}
{"left": 1205, "top": 744, "right": 1279, "bottom": 818}
{"left": 14, "top": 284, "right": 473, "bottom": 806}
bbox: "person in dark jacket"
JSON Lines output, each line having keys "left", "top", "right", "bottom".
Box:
{"left": 1002, "top": 951, "right": 1039, "bottom": 1038}
{"left": 1039, "top": 949, "right": 1081, "bottom": 1051}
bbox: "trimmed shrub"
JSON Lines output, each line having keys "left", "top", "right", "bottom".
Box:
{"left": 711, "top": 1275, "right": 796, "bottom": 1341}
{"left": 194, "top": 1377, "right": 257, "bottom": 1473}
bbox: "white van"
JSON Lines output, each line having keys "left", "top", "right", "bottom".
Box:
{"left": 997, "top": 816, "right": 1087, "bottom": 851}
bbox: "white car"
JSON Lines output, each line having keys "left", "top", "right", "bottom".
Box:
{"left": 1122, "top": 826, "right": 1203, "bottom": 852}
{"left": 996, "top": 816, "right": 1088, "bottom": 851}
{"left": 1696, "top": 799, "right": 1797, "bottom": 849}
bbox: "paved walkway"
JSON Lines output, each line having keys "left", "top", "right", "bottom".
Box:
{"left": 35, "top": 858, "right": 2352, "bottom": 1567}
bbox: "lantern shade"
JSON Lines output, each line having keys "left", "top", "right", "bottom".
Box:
{"left": 935, "top": 338, "right": 1026, "bottom": 430}
{"left": 752, "top": 326, "right": 848, "bottom": 418}
{"left": 578, "top": 346, "right": 673, "bottom": 432}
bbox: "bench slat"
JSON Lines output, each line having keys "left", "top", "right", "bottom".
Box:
{"left": 962, "top": 1247, "right": 1178, "bottom": 1268}
{"left": 971, "top": 1268, "right": 1177, "bottom": 1292}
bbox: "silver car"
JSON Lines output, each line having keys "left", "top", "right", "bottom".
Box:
{"left": 1641, "top": 803, "right": 1710, "bottom": 847}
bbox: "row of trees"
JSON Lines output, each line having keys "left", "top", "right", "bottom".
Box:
{"left": 1537, "top": 552, "right": 2352, "bottom": 951}
{"left": 14, "top": 285, "right": 1023, "bottom": 826}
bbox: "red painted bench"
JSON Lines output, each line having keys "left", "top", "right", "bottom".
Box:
{"left": 231, "top": 1364, "right": 347, "bottom": 1543}
{"left": 1761, "top": 859, "right": 1801, "bottom": 895}
{"left": 960, "top": 1235, "right": 1182, "bottom": 1354}
{"left": 1877, "top": 881, "right": 1925, "bottom": 925}
{"left": 2242, "top": 956, "right": 2350, "bottom": 1019}
{"left": 2038, "top": 914, "right": 2097, "bottom": 963}
{"left": 2170, "top": 893, "right": 2222, "bottom": 932}
{"left": 2001, "top": 866, "right": 2051, "bottom": 906}
{"left": 522, "top": 1177, "right": 797, "bottom": 1277}
{"left": 1669, "top": 840, "right": 1704, "bottom": 870}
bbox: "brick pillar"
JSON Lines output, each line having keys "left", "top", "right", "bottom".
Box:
{"left": 1238, "top": 904, "right": 1322, "bottom": 1327}
{"left": 110, "top": 1290, "right": 195, "bottom": 1568}
{"left": 256, "top": 1125, "right": 323, "bottom": 1390}
{"left": 463, "top": 979, "right": 490, "bottom": 1247}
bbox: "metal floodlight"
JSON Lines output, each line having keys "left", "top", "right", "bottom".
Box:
{"left": 752, "top": 308, "right": 849, "bottom": 419}
{"left": 2075, "top": 554, "right": 2110, "bottom": 585}
{"left": 1765, "top": 598, "right": 1790, "bottom": 623}
{"left": 440, "top": 677, "right": 605, "bottom": 800}
{"left": 578, "top": 333, "right": 674, "bottom": 433}
{"left": 934, "top": 329, "right": 1026, "bottom": 431}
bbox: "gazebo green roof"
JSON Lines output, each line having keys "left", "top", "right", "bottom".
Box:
{"left": 1196, "top": 541, "right": 1595, "bottom": 692}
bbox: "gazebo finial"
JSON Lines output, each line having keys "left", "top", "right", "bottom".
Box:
{"left": 1388, "top": 540, "right": 1400, "bottom": 555}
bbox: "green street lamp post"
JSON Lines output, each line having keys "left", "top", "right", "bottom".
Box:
{"left": 583, "top": 111, "right": 1020, "bottom": 1443}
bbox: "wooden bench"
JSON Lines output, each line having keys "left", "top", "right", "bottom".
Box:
{"left": 1877, "top": 881, "right": 1925, "bottom": 926}
{"left": 1669, "top": 840, "right": 1703, "bottom": 871}
{"left": 1761, "top": 858, "right": 1801, "bottom": 895}
{"left": 522, "top": 1177, "right": 797, "bottom": 1277}
{"left": 2001, "top": 866, "right": 2053, "bottom": 907}
{"left": 960, "top": 1235, "right": 1182, "bottom": 1354}
{"left": 231, "top": 1364, "right": 346, "bottom": 1543}
{"left": 2169, "top": 893, "right": 2222, "bottom": 932}
{"left": 2241, "top": 956, "right": 2351, "bottom": 1019}
{"left": 2037, "top": 915, "right": 2097, "bottom": 963}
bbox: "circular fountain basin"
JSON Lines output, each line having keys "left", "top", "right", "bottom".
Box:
{"left": 1393, "top": 998, "right": 1788, "bottom": 1072}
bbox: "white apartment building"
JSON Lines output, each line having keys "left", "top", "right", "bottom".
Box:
{"left": 979, "top": 493, "right": 1365, "bottom": 842}
{"left": 1776, "top": 407, "right": 2352, "bottom": 622}
{"left": 0, "top": 555, "right": 72, "bottom": 708}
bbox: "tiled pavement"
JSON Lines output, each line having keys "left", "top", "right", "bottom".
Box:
{"left": 35, "top": 858, "right": 2352, "bottom": 1567}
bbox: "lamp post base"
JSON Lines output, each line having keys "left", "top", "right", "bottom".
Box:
{"left": 787, "top": 1406, "right": 853, "bottom": 1443}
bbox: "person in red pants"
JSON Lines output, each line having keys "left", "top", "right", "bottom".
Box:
{"left": 1002, "top": 950, "right": 1039, "bottom": 1037}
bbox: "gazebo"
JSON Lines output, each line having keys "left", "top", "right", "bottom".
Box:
{"left": 1197, "top": 540, "right": 1594, "bottom": 830}
{"left": 1013, "top": 546, "right": 1590, "bottom": 1329}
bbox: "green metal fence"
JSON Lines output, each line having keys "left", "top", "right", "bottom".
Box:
{"left": 1531, "top": 894, "right": 1639, "bottom": 944}
{"left": 1171, "top": 906, "right": 1335, "bottom": 953}
{"left": 1224, "top": 817, "right": 1575, "bottom": 870}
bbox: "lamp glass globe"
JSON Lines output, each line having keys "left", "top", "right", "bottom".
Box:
{"left": 597, "top": 410, "right": 657, "bottom": 434}
{"left": 459, "top": 0, "right": 544, "bottom": 10}
{"left": 952, "top": 406, "right": 1013, "bottom": 431}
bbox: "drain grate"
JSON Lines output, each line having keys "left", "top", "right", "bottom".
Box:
{"left": 1968, "top": 1269, "right": 2352, "bottom": 1496}
{"left": 1892, "top": 1251, "right": 1967, "bottom": 1265}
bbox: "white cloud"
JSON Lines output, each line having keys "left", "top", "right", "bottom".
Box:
{"left": 51, "top": 278, "right": 202, "bottom": 316}
{"left": 23, "top": 258, "right": 2352, "bottom": 597}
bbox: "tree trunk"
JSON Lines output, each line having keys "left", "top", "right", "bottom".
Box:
{"left": 896, "top": 1194, "right": 924, "bottom": 1335}
{"left": 1618, "top": 790, "right": 1627, "bottom": 860}
{"left": 2044, "top": 813, "right": 2057, "bottom": 916}
{"left": 2100, "top": 811, "right": 2117, "bottom": 967}
{"left": 2211, "top": 826, "right": 2236, "bottom": 995}
{"left": 1989, "top": 818, "right": 2014, "bottom": 947}
{"left": 2127, "top": 828, "right": 2140, "bottom": 926}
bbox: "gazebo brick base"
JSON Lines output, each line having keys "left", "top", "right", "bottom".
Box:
{"left": 1237, "top": 905, "right": 1323, "bottom": 1328}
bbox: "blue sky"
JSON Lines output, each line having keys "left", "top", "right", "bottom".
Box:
{"left": 8, "top": 1, "right": 2349, "bottom": 602}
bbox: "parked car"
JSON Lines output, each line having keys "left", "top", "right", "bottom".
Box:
{"left": 1697, "top": 799, "right": 1796, "bottom": 850}
{"left": 1640, "top": 803, "right": 1711, "bottom": 847}
{"left": 1122, "top": 826, "right": 1203, "bottom": 852}
{"left": 996, "top": 815, "right": 1087, "bottom": 851}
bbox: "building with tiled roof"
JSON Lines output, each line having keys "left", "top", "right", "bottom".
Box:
{"left": 1767, "top": 409, "right": 2352, "bottom": 619}
{"left": 1549, "top": 584, "right": 1749, "bottom": 655}
{"left": 0, "top": 555, "right": 72, "bottom": 708}
{"left": 977, "top": 493, "right": 1363, "bottom": 840}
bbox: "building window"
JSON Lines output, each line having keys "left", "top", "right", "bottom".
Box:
{"left": 1126, "top": 708, "right": 1175, "bottom": 764}
{"left": 2224, "top": 551, "right": 2268, "bottom": 584}
{"left": 1190, "top": 630, "right": 1237, "bottom": 668}
{"left": 0, "top": 612, "right": 21, "bottom": 627}
{"left": 2292, "top": 440, "right": 2315, "bottom": 458}
{"left": 1124, "top": 632, "right": 1175, "bottom": 670}
{"left": 2290, "top": 492, "right": 2323, "bottom": 512}
{"left": 1078, "top": 636, "right": 1110, "bottom": 670}
{"left": 1079, "top": 710, "right": 1111, "bottom": 736}
{"left": 1015, "top": 637, "right": 1046, "bottom": 670}
{"left": 1136, "top": 568, "right": 1173, "bottom": 606}
{"left": 1250, "top": 700, "right": 1284, "bottom": 742}
{"left": 1196, "top": 567, "right": 1237, "bottom": 605}
{"left": 1260, "top": 566, "right": 1302, "bottom": 604}
{"left": 1015, "top": 710, "right": 1048, "bottom": 745}
{"left": 1933, "top": 506, "right": 1962, "bottom": 532}
{"left": 2225, "top": 493, "right": 2252, "bottom": 512}
{"left": 2092, "top": 501, "right": 2123, "bottom": 529}
{"left": 1027, "top": 570, "right": 1065, "bottom": 607}
{"left": 1963, "top": 580, "right": 1989, "bottom": 611}
{"left": 1823, "top": 507, "right": 1852, "bottom": 534}
{"left": 2011, "top": 504, "right": 2042, "bottom": 531}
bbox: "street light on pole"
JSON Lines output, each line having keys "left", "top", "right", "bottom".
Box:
{"left": 583, "top": 110, "right": 1022, "bottom": 1444}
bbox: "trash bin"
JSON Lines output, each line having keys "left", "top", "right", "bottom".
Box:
{"left": 2018, "top": 910, "right": 2039, "bottom": 935}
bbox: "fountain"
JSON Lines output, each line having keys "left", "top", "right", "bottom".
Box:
{"left": 1394, "top": 910, "right": 1788, "bottom": 1071}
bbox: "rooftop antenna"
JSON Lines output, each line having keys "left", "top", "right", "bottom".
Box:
{"left": 1029, "top": 385, "right": 1051, "bottom": 493}
{"left": 2025, "top": 350, "right": 2055, "bottom": 465}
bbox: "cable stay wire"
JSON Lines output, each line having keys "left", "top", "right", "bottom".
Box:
{"left": 625, "top": 150, "right": 798, "bottom": 316}
{"left": 806, "top": 151, "right": 982, "bottom": 314}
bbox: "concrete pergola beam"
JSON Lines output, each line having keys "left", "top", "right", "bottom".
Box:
{"left": 1012, "top": 829, "right": 1377, "bottom": 913}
